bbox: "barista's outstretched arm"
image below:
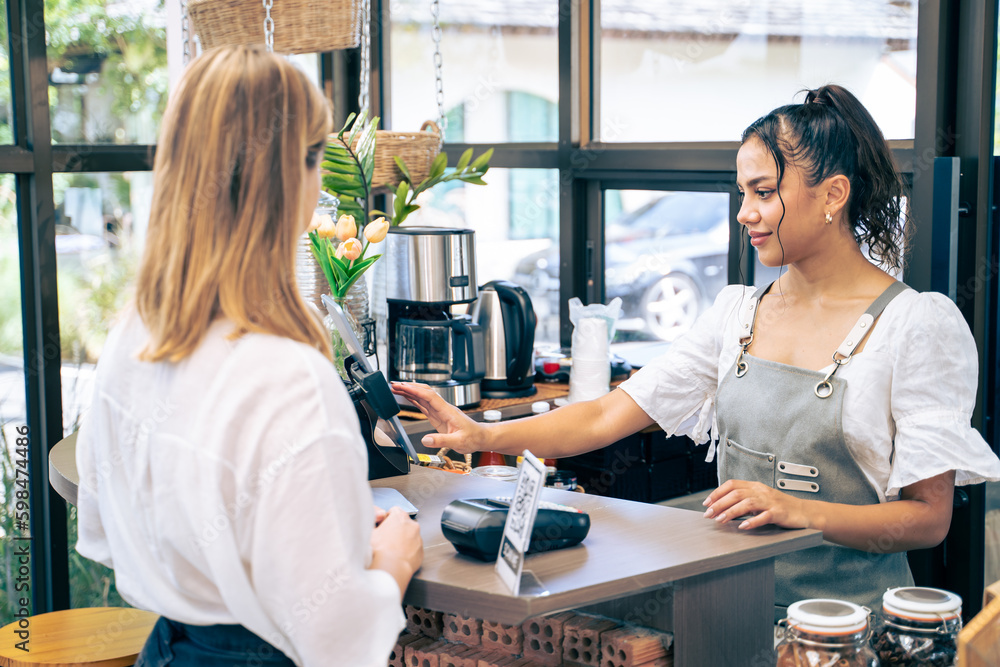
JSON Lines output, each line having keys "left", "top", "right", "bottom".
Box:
{"left": 390, "top": 383, "right": 654, "bottom": 459}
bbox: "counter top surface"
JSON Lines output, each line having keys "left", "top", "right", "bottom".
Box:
{"left": 50, "top": 432, "right": 820, "bottom": 664}
{"left": 376, "top": 466, "right": 822, "bottom": 622}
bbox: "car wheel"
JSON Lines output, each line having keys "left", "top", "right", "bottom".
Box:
{"left": 640, "top": 273, "right": 701, "bottom": 341}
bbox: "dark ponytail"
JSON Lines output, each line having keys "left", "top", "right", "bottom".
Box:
{"left": 741, "top": 84, "right": 907, "bottom": 271}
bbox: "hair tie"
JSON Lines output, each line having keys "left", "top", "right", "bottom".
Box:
{"left": 807, "top": 91, "right": 827, "bottom": 105}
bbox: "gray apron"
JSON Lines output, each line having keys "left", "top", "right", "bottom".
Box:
{"left": 716, "top": 281, "right": 914, "bottom": 621}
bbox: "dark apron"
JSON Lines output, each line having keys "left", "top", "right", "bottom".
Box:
{"left": 135, "top": 617, "right": 296, "bottom": 667}
{"left": 716, "top": 281, "right": 914, "bottom": 621}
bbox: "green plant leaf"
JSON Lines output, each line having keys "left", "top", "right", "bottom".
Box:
{"left": 339, "top": 112, "right": 357, "bottom": 136}
{"left": 470, "top": 148, "right": 494, "bottom": 171}
{"left": 354, "top": 119, "right": 378, "bottom": 186}
{"left": 330, "top": 256, "right": 350, "bottom": 284}
{"left": 325, "top": 142, "right": 354, "bottom": 158}
{"left": 321, "top": 153, "right": 357, "bottom": 168}
{"left": 369, "top": 209, "right": 387, "bottom": 218}
{"left": 393, "top": 156, "right": 414, "bottom": 185}
{"left": 336, "top": 199, "right": 366, "bottom": 223}
{"left": 345, "top": 109, "right": 367, "bottom": 149}
{"left": 322, "top": 174, "right": 366, "bottom": 197}
{"left": 393, "top": 181, "right": 410, "bottom": 220}
{"left": 428, "top": 152, "right": 448, "bottom": 181}
{"left": 309, "top": 233, "right": 337, "bottom": 289}
{"left": 461, "top": 176, "right": 488, "bottom": 186}
{"left": 455, "top": 148, "right": 473, "bottom": 172}
{"left": 362, "top": 153, "right": 376, "bottom": 185}
{"left": 349, "top": 254, "right": 381, "bottom": 275}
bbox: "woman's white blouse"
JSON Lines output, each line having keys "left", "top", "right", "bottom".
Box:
{"left": 76, "top": 311, "right": 404, "bottom": 667}
{"left": 620, "top": 285, "right": 1000, "bottom": 501}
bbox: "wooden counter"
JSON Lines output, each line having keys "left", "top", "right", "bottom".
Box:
{"left": 50, "top": 434, "right": 821, "bottom": 666}
{"left": 378, "top": 467, "right": 821, "bottom": 667}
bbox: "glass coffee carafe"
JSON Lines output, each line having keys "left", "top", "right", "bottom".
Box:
{"left": 394, "top": 315, "right": 483, "bottom": 385}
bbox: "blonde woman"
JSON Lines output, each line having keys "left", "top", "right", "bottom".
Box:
{"left": 75, "top": 45, "right": 422, "bottom": 667}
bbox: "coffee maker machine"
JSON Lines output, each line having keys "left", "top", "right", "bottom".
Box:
{"left": 386, "top": 227, "right": 486, "bottom": 409}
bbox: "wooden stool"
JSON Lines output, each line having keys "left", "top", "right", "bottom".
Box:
{"left": 0, "top": 607, "right": 159, "bottom": 667}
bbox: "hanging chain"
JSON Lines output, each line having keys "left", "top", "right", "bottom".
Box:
{"left": 358, "top": 0, "right": 371, "bottom": 114}
{"left": 263, "top": 0, "right": 275, "bottom": 53}
{"left": 431, "top": 0, "right": 446, "bottom": 139}
{"left": 181, "top": 0, "right": 191, "bottom": 65}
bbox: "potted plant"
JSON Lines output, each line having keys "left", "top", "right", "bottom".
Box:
{"left": 378, "top": 147, "right": 494, "bottom": 227}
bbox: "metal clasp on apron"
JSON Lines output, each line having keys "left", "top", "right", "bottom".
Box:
{"left": 735, "top": 334, "right": 752, "bottom": 377}
{"left": 814, "top": 353, "right": 850, "bottom": 399}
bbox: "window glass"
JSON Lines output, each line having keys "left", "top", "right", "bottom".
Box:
{"left": 0, "top": 1, "right": 12, "bottom": 143}
{"left": 54, "top": 172, "right": 149, "bottom": 431}
{"left": 51, "top": 171, "right": 148, "bottom": 610}
{"left": 399, "top": 167, "right": 559, "bottom": 345}
{"left": 599, "top": 0, "right": 918, "bottom": 142}
{"left": 46, "top": 0, "right": 168, "bottom": 144}
{"left": 0, "top": 174, "right": 28, "bottom": 625}
{"left": 390, "top": 0, "right": 558, "bottom": 143}
{"left": 604, "top": 190, "right": 735, "bottom": 366}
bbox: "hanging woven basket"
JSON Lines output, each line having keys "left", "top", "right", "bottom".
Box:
{"left": 371, "top": 120, "right": 443, "bottom": 191}
{"left": 188, "top": 0, "right": 362, "bottom": 54}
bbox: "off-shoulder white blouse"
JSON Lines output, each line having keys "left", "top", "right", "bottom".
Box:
{"left": 620, "top": 285, "right": 1000, "bottom": 501}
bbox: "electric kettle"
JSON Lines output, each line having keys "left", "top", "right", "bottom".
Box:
{"left": 470, "top": 280, "right": 537, "bottom": 398}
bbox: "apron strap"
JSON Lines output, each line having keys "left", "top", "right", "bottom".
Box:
{"left": 834, "top": 280, "right": 910, "bottom": 359}
{"left": 739, "top": 281, "right": 774, "bottom": 340}
{"left": 740, "top": 280, "right": 908, "bottom": 354}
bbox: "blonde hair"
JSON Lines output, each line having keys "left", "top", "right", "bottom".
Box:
{"left": 136, "top": 45, "right": 333, "bottom": 362}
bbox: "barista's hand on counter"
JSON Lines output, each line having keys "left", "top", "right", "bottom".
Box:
{"left": 370, "top": 507, "right": 424, "bottom": 599}
{"left": 390, "top": 382, "right": 489, "bottom": 455}
{"left": 702, "top": 480, "right": 811, "bottom": 531}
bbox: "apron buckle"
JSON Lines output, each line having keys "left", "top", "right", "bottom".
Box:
{"left": 734, "top": 335, "right": 753, "bottom": 377}
{"left": 814, "top": 380, "right": 833, "bottom": 398}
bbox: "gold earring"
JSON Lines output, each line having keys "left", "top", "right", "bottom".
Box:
{"left": 824, "top": 211, "right": 833, "bottom": 225}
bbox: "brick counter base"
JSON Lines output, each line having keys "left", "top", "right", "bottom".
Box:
{"left": 396, "top": 607, "right": 673, "bottom": 667}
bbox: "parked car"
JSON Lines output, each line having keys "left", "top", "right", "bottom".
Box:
{"left": 513, "top": 192, "right": 779, "bottom": 342}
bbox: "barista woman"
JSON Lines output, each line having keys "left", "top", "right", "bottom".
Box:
{"left": 393, "top": 84, "right": 1000, "bottom": 616}
{"left": 75, "top": 45, "right": 422, "bottom": 666}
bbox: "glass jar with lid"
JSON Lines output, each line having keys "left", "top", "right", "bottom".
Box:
{"left": 871, "top": 586, "right": 962, "bottom": 667}
{"left": 775, "top": 599, "right": 878, "bottom": 667}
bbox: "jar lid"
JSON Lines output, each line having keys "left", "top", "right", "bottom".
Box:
{"left": 483, "top": 409, "right": 502, "bottom": 422}
{"left": 786, "top": 599, "right": 870, "bottom": 635}
{"left": 882, "top": 587, "right": 962, "bottom": 622}
{"left": 531, "top": 401, "right": 551, "bottom": 414}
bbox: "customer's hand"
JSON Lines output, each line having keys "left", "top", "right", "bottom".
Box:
{"left": 701, "top": 479, "right": 811, "bottom": 531}
{"left": 390, "top": 382, "right": 489, "bottom": 455}
{"left": 370, "top": 507, "right": 423, "bottom": 598}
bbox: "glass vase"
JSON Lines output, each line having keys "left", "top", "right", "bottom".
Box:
{"left": 325, "top": 274, "right": 374, "bottom": 379}
{"left": 370, "top": 237, "right": 389, "bottom": 370}
{"left": 296, "top": 232, "right": 376, "bottom": 378}
{"left": 296, "top": 232, "right": 327, "bottom": 312}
